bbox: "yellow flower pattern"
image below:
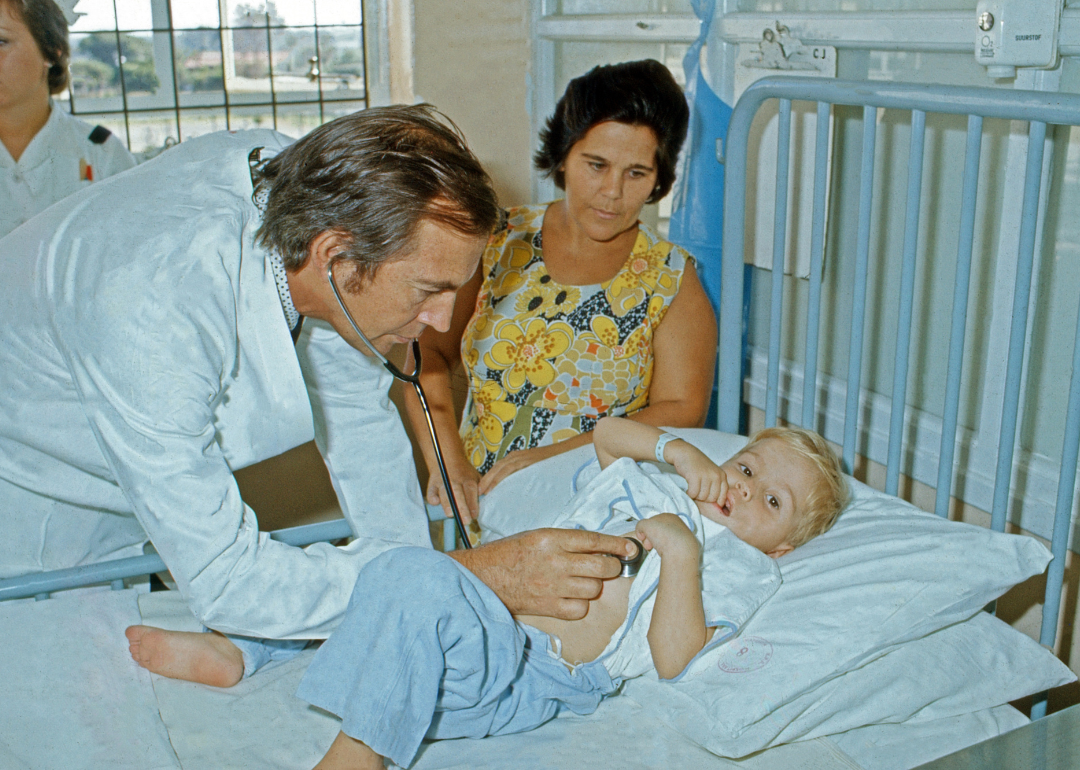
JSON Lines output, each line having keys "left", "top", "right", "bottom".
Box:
{"left": 485, "top": 317, "right": 573, "bottom": 392}
{"left": 460, "top": 204, "right": 692, "bottom": 474}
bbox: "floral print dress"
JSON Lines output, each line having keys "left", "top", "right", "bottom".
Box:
{"left": 459, "top": 204, "right": 693, "bottom": 474}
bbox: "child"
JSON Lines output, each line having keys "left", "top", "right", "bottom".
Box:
{"left": 299, "top": 418, "right": 848, "bottom": 769}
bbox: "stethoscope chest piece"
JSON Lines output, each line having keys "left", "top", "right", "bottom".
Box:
{"left": 619, "top": 537, "right": 646, "bottom": 578}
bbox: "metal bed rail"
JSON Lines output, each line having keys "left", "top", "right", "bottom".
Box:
{"left": 0, "top": 504, "right": 457, "bottom": 603}
{"left": 717, "top": 77, "right": 1080, "bottom": 719}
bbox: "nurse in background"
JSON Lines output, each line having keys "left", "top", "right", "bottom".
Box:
{"left": 0, "top": 0, "right": 135, "bottom": 238}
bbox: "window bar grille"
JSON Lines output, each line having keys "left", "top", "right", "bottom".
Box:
{"left": 68, "top": 2, "right": 368, "bottom": 150}
{"left": 110, "top": 0, "right": 133, "bottom": 149}
{"left": 312, "top": 23, "right": 325, "bottom": 124}
{"left": 265, "top": 14, "right": 279, "bottom": 129}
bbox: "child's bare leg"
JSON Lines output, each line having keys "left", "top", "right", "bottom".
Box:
{"left": 314, "top": 731, "right": 383, "bottom": 770}
{"left": 125, "top": 625, "right": 244, "bottom": 688}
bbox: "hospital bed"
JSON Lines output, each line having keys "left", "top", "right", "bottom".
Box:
{"left": 3, "top": 77, "right": 1080, "bottom": 769}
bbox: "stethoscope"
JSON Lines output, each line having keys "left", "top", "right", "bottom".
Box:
{"left": 326, "top": 261, "right": 651, "bottom": 571}
{"left": 327, "top": 264, "right": 473, "bottom": 549}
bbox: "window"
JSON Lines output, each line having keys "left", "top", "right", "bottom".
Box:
{"left": 62, "top": 0, "right": 371, "bottom": 156}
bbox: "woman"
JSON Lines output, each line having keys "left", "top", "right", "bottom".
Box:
{"left": 0, "top": 0, "right": 134, "bottom": 239}
{"left": 408, "top": 59, "right": 717, "bottom": 524}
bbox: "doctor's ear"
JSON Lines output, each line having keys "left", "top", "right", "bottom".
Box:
{"left": 306, "top": 229, "right": 352, "bottom": 269}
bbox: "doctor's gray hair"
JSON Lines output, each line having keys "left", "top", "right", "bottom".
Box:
{"left": 253, "top": 104, "right": 499, "bottom": 286}
{"left": 6, "top": 0, "right": 71, "bottom": 95}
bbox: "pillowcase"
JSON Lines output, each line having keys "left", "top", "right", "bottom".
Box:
{"left": 625, "top": 609, "right": 1074, "bottom": 757}
{"left": 478, "top": 427, "right": 748, "bottom": 541}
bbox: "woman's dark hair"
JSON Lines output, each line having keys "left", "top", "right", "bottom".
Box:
{"left": 534, "top": 59, "right": 689, "bottom": 204}
{"left": 7, "top": 0, "right": 70, "bottom": 95}
{"left": 254, "top": 104, "right": 499, "bottom": 287}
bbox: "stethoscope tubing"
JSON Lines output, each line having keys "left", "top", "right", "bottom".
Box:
{"left": 327, "top": 265, "right": 473, "bottom": 548}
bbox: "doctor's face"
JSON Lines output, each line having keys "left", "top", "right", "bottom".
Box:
{"left": 0, "top": 2, "right": 51, "bottom": 115}
{"left": 331, "top": 218, "right": 486, "bottom": 355}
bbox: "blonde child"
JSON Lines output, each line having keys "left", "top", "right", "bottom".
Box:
{"left": 301, "top": 418, "right": 848, "bottom": 769}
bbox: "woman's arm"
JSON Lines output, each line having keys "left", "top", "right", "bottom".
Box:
{"left": 627, "top": 260, "right": 717, "bottom": 429}
{"left": 402, "top": 266, "right": 483, "bottom": 524}
{"left": 634, "top": 513, "right": 711, "bottom": 679}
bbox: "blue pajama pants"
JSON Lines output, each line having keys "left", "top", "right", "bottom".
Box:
{"left": 295, "top": 547, "right": 617, "bottom": 768}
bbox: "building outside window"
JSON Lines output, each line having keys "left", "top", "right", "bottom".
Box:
{"left": 60, "top": 0, "right": 369, "bottom": 157}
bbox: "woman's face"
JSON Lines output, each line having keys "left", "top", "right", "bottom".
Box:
{"left": 0, "top": 2, "right": 52, "bottom": 114}
{"left": 560, "top": 120, "right": 659, "bottom": 244}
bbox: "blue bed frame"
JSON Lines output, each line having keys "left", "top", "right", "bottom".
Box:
{"left": 0, "top": 506, "right": 455, "bottom": 602}
{"left": 717, "top": 77, "right": 1080, "bottom": 720}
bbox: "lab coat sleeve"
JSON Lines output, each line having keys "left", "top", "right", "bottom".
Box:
{"left": 296, "top": 319, "right": 432, "bottom": 549}
{"left": 52, "top": 225, "right": 416, "bottom": 639}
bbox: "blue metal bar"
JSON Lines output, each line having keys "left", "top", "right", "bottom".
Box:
{"left": 729, "top": 77, "right": 1080, "bottom": 129}
{"left": 766, "top": 99, "right": 793, "bottom": 428}
{"left": 0, "top": 517, "right": 355, "bottom": 603}
{"left": 801, "top": 100, "right": 831, "bottom": 429}
{"left": 885, "top": 109, "right": 926, "bottom": 496}
{"left": 991, "top": 121, "right": 1047, "bottom": 533}
{"left": 935, "top": 115, "right": 983, "bottom": 518}
{"left": 427, "top": 503, "right": 458, "bottom": 551}
{"left": 1031, "top": 292, "right": 1080, "bottom": 720}
{"left": 842, "top": 105, "right": 878, "bottom": 474}
{"left": 718, "top": 77, "right": 1080, "bottom": 434}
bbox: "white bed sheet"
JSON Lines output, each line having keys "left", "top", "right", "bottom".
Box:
{"left": 0, "top": 587, "right": 1027, "bottom": 770}
{"left": 0, "top": 589, "right": 179, "bottom": 770}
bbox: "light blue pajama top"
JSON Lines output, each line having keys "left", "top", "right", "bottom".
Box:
{"left": 549, "top": 458, "right": 782, "bottom": 682}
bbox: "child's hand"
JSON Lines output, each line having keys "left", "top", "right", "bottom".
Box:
{"left": 635, "top": 513, "right": 700, "bottom": 562}
{"left": 665, "top": 441, "right": 728, "bottom": 504}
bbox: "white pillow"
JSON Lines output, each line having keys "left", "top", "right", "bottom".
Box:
{"left": 478, "top": 428, "right": 747, "bottom": 541}
{"left": 626, "top": 610, "right": 1074, "bottom": 757}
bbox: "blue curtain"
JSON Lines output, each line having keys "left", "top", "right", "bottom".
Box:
{"left": 667, "top": 0, "right": 733, "bottom": 319}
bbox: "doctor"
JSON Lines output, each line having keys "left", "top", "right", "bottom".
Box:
{"left": 0, "top": 104, "right": 633, "bottom": 642}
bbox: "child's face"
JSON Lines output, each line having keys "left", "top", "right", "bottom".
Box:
{"left": 694, "top": 438, "right": 814, "bottom": 558}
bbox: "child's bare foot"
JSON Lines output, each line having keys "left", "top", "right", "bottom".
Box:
{"left": 314, "top": 732, "right": 383, "bottom": 770}
{"left": 125, "top": 625, "right": 244, "bottom": 688}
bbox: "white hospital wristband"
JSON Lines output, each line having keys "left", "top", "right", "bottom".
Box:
{"left": 654, "top": 432, "right": 679, "bottom": 463}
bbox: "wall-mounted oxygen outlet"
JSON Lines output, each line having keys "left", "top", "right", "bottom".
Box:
{"left": 975, "top": 0, "right": 1062, "bottom": 79}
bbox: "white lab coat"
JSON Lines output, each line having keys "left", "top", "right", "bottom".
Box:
{"left": 0, "top": 104, "right": 136, "bottom": 238}
{"left": 0, "top": 129, "right": 432, "bottom": 638}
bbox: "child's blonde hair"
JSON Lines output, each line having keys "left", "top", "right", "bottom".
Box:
{"left": 740, "top": 426, "right": 849, "bottom": 548}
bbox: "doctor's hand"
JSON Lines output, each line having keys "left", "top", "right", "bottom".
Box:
{"left": 426, "top": 456, "right": 481, "bottom": 526}
{"left": 448, "top": 529, "right": 637, "bottom": 619}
